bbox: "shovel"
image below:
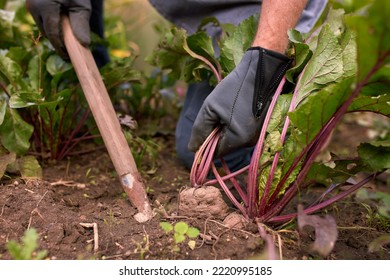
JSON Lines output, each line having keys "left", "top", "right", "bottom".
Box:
{"left": 62, "top": 17, "right": 153, "bottom": 223}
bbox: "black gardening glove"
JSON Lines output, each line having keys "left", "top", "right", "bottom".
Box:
{"left": 26, "top": 0, "right": 92, "bottom": 58}
{"left": 188, "top": 47, "right": 292, "bottom": 157}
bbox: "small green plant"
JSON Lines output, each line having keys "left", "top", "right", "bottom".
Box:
{"left": 6, "top": 228, "right": 47, "bottom": 260}
{"left": 357, "top": 188, "right": 390, "bottom": 230}
{"left": 160, "top": 221, "right": 200, "bottom": 252}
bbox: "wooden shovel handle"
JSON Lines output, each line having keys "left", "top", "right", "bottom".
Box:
{"left": 62, "top": 16, "right": 153, "bottom": 222}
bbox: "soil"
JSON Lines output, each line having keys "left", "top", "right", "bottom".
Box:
{"left": 0, "top": 113, "right": 389, "bottom": 260}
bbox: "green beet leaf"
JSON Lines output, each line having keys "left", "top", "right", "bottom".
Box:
{"left": 358, "top": 142, "right": 390, "bottom": 171}
{"left": 286, "top": 29, "right": 313, "bottom": 83}
{"left": 0, "top": 107, "right": 33, "bottom": 155}
{"left": 345, "top": 0, "right": 390, "bottom": 81}
{"left": 219, "top": 15, "right": 258, "bottom": 75}
{"left": 295, "top": 24, "right": 344, "bottom": 105}
{"left": 17, "top": 155, "right": 42, "bottom": 179}
{"left": 0, "top": 9, "right": 14, "bottom": 43}
{"left": 0, "top": 54, "right": 25, "bottom": 89}
{"left": 289, "top": 77, "right": 354, "bottom": 146}
{"left": 348, "top": 94, "right": 390, "bottom": 116}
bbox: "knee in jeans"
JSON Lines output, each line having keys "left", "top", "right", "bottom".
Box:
{"left": 175, "top": 140, "right": 194, "bottom": 170}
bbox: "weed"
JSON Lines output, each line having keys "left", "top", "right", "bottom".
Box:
{"left": 132, "top": 231, "right": 150, "bottom": 260}
{"left": 6, "top": 228, "right": 47, "bottom": 260}
{"left": 160, "top": 221, "right": 200, "bottom": 252}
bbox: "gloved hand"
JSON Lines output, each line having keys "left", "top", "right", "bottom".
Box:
{"left": 26, "top": 0, "right": 92, "bottom": 58}
{"left": 188, "top": 47, "right": 292, "bottom": 157}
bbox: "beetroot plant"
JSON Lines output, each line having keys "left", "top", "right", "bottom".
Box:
{"left": 150, "top": 0, "right": 389, "bottom": 224}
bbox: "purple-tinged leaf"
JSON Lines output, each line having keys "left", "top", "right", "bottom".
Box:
{"left": 297, "top": 205, "right": 338, "bottom": 257}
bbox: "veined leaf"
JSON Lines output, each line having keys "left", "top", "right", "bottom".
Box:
{"left": 267, "top": 94, "right": 292, "bottom": 133}
{"left": 101, "top": 56, "right": 141, "bottom": 90}
{"left": 186, "top": 31, "right": 216, "bottom": 64}
{"left": 289, "top": 77, "right": 354, "bottom": 146}
{"left": 46, "top": 54, "right": 72, "bottom": 76}
{"left": 9, "top": 91, "right": 46, "bottom": 108}
{"left": 296, "top": 25, "right": 344, "bottom": 104}
{"left": 286, "top": 29, "right": 313, "bottom": 83}
{"left": 219, "top": 15, "right": 258, "bottom": 75}
{"left": 27, "top": 55, "right": 40, "bottom": 91}
{"left": 348, "top": 94, "right": 390, "bottom": 116}
{"left": 0, "top": 54, "right": 25, "bottom": 89}
{"left": 0, "top": 107, "right": 33, "bottom": 155}
{"left": 146, "top": 27, "right": 189, "bottom": 80}
{"left": 306, "top": 159, "right": 365, "bottom": 186}
{"left": 360, "top": 66, "right": 390, "bottom": 97}
{"left": 345, "top": 0, "right": 390, "bottom": 81}
{"left": 339, "top": 29, "right": 357, "bottom": 80}
{"left": 358, "top": 142, "right": 390, "bottom": 171}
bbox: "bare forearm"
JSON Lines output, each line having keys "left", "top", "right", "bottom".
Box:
{"left": 252, "top": 0, "right": 308, "bottom": 53}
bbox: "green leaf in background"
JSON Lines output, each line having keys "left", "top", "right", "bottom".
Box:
{"left": 339, "top": 28, "right": 357, "bottom": 80}
{"left": 306, "top": 159, "right": 365, "bottom": 186}
{"left": 6, "top": 46, "right": 29, "bottom": 67}
{"left": 184, "top": 31, "right": 221, "bottom": 82}
{"left": 286, "top": 29, "right": 313, "bottom": 83}
{"left": 27, "top": 55, "right": 41, "bottom": 91}
{"left": 146, "top": 27, "right": 189, "bottom": 80}
{"left": 348, "top": 94, "right": 390, "bottom": 116}
{"left": 356, "top": 188, "right": 390, "bottom": 219}
{"left": 101, "top": 56, "right": 141, "bottom": 90}
{"left": 9, "top": 90, "right": 45, "bottom": 108}
{"left": 0, "top": 107, "right": 33, "bottom": 155}
{"left": 0, "top": 147, "right": 16, "bottom": 178}
{"left": 0, "top": 9, "right": 14, "bottom": 42}
{"left": 17, "top": 155, "right": 42, "bottom": 179}
{"left": 358, "top": 141, "right": 390, "bottom": 171}
{"left": 345, "top": 0, "right": 390, "bottom": 81}
{"left": 186, "top": 31, "right": 216, "bottom": 64}
{"left": 219, "top": 15, "right": 258, "bottom": 75}
{"left": 296, "top": 25, "right": 344, "bottom": 104}
{"left": 0, "top": 54, "right": 24, "bottom": 88}
{"left": 46, "top": 54, "right": 72, "bottom": 76}
{"left": 359, "top": 66, "right": 390, "bottom": 97}
{"left": 0, "top": 92, "right": 6, "bottom": 125}
{"left": 6, "top": 228, "right": 47, "bottom": 260}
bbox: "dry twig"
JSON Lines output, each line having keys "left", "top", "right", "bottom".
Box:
{"left": 80, "top": 222, "right": 99, "bottom": 253}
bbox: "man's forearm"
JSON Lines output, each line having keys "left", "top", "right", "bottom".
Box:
{"left": 252, "top": 0, "right": 309, "bottom": 53}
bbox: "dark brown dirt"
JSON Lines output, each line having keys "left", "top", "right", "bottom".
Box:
{"left": 0, "top": 114, "right": 389, "bottom": 260}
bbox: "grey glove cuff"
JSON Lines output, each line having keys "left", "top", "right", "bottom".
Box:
{"left": 248, "top": 47, "right": 292, "bottom": 118}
